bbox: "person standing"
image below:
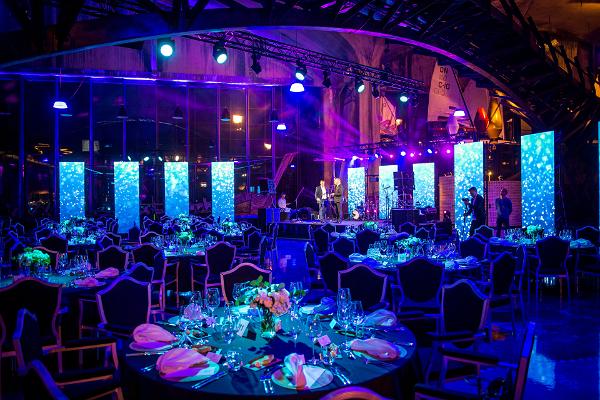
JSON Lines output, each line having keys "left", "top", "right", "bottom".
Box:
{"left": 315, "top": 180, "right": 328, "bottom": 221}
{"left": 333, "top": 178, "right": 343, "bottom": 223}
{"left": 495, "top": 188, "right": 512, "bottom": 237}
{"left": 463, "top": 186, "right": 485, "bottom": 236}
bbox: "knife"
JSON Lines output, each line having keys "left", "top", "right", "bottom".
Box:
{"left": 192, "top": 370, "right": 228, "bottom": 389}
{"left": 126, "top": 351, "right": 168, "bottom": 357}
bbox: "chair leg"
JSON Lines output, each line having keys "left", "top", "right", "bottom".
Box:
{"left": 510, "top": 296, "right": 517, "bottom": 335}
{"left": 567, "top": 275, "right": 571, "bottom": 303}
{"left": 519, "top": 291, "right": 526, "bottom": 324}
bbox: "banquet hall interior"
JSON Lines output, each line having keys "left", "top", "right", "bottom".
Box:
{"left": 0, "top": 0, "right": 599, "bottom": 399}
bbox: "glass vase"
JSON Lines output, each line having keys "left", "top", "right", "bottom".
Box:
{"left": 260, "top": 309, "right": 277, "bottom": 339}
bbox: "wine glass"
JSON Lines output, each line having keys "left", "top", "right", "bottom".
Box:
{"left": 352, "top": 301, "right": 365, "bottom": 338}
{"left": 232, "top": 283, "right": 245, "bottom": 305}
{"left": 306, "top": 315, "right": 322, "bottom": 365}
{"left": 206, "top": 288, "right": 220, "bottom": 316}
{"left": 288, "top": 314, "right": 302, "bottom": 349}
{"left": 177, "top": 306, "right": 192, "bottom": 348}
{"left": 290, "top": 282, "right": 304, "bottom": 314}
{"left": 222, "top": 318, "right": 236, "bottom": 344}
{"left": 337, "top": 288, "right": 351, "bottom": 311}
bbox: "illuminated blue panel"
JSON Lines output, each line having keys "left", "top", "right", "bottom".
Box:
{"left": 59, "top": 162, "right": 85, "bottom": 222}
{"left": 522, "top": 131, "right": 555, "bottom": 233}
{"left": 114, "top": 162, "right": 139, "bottom": 233}
{"left": 164, "top": 162, "right": 189, "bottom": 217}
{"left": 454, "top": 142, "right": 484, "bottom": 239}
{"left": 211, "top": 162, "right": 235, "bottom": 222}
{"left": 379, "top": 165, "right": 398, "bottom": 219}
{"left": 413, "top": 163, "right": 435, "bottom": 208}
{"left": 348, "top": 167, "right": 366, "bottom": 216}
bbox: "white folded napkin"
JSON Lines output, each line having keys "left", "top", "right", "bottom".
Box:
{"left": 350, "top": 338, "right": 399, "bottom": 361}
{"left": 363, "top": 309, "right": 397, "bottom": 327}
{"left": 156, "top": 348, "right": 208, "bottom": 376}
{"left": 133, "top": 323, "right": 177, "bottom": 344}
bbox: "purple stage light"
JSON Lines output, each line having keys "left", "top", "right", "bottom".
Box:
{"left": 400, "top": 150, "right": 407, "bottom": 157}
{"left": 409, "top": 152, "right": 415, "bottom": 158}
{"left": 426, "top": 148, "right": 433, "bottom": 154}
{"left": 445, "top": 148, "right": 452, "bottom": 154}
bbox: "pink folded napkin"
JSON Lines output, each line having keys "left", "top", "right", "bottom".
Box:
{"left": 284, "top": 353, "right": 307, "bottom": 389}
{"left": 156, "top": 348, "right": 208, "bottom": 375}
{"left": 363, "top": 309, "right": 397, "bottom": 327}
{"left": 133, "top": 323, "right": 177, "bottom": 344}
{"left": 74, "top": 277, "right": 101, "bottom": 287}
{"left": 350, "top": 338, "right": 398, "bottom": 361}
{"left": 95, "top": 267, "right": 119, "bottom": 278}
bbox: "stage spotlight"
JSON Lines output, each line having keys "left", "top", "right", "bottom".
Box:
{"left": 426, "top": 148, "right": 433, "bottom": 154}
{"left": 445, "top": 148, "right": 452, "bottom": 154}
{"left": 389, "top": 154, "right": 394, "bottom": 159}
{"left": 264, "top": 143, "right": 272, "bottom": 150}
{"left": 158, "top": 39, "right": 175, "bottom": 58}
{"left": 250, "top": 53, "right": 262, "bottom": 75}
{"left": 409, "top": 152, "right": 415, "bottom": 158}
{"left": 117, "top": 105, "right": 128, "bottom": 119}
{"left": 400, "top": 150, "right": 407, "bottom": 157}
{"left": 143, "top": 156, "right": 150, "bottom": 162}
{"left": 158, "top": 156, "right": 163, "bottom": 162}
{"left": 290, "top": 81, "right": 305, "bottom": 93}
{"left": 276, "top": 122, "right": 287, "bottom": 131}
{"left": 213, "top": 41, "right": 228, "bottom": 64}
{"left": 322, "top": 71, "right": 332, "bottom": 88}
{"left": 290, "top": 164, "right": 296, "bottom": 168}
{"left": 232, "top": 114, "right": 243, "bottom": 124}
{"left": 295, "top": 62, "right": 307, "bottom": 81}
{"left": 172, "top": 106, "right": 184, "bottom": 120}
{"left": 453, "top": 109, "right": 466, "bottom": 117}
{"left": 371, "top": 84, "right": 380, "bottom": 98}
{"left": 399, "top": 95, "right": 409, "bottom": 103}
{"left": 53, "top": 100, "right": 68, "bottom": 110}
{"left": 127, "top": 156, "right": 132, "bottom": 161}
{"left": 269, "top": 110, "right": 279, "bottom": 122}
{"left": 220, "top": 108, "right": 231, "bottom": 122}
{"left": 355, "top": 78, "right": 365, "bottom": 93}
{"left": 175, "top": 155, "right": 180, "bottom": 162}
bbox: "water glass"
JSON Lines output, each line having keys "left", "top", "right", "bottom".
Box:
{"left": 206, "top": 288, "right": 220, "bottom": 316}
{"left": 232, "top": 283, "right": 244, "bottom": 304}
{"left": 352, "top": 301, "right": 365, "bottom": 338}
{"left": 306, "top": 315, "right": 322, "bottom": 365}
{"left": 225, "top": 348, "right": 243, "bottom": 371}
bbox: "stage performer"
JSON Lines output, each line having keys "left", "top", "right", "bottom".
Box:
{"left": 495, "top": 188, "right": 512, "bottom": 237}
{"left": 333, "top": 178, "right": 343, "bottom": 223}
{"left": 277, "top": 193, "right": 288, "bottom": 209}
{"left": 462, "top": 186, "right": 485, "bottom": 236}
{"left": 315, "top": 179, "right": 328, "bottom": 222}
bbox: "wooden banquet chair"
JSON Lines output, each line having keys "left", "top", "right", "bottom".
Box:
{"left": 139, "top": 231, "right": 162, "bottom": 244}
{"left": 13, "top": 309, "right": 120, "bottom": 392}
{"left": 415, "top": 227, "right": 431, "bottom": 240}
{"left": 105, "top": 232, "right": 121, "bottom": 247}
{"left": 575, "top": 225, "right": 599, "bottom": 246}
{"left": 131, "top": 243, "right": 161, "bottom": 267}
{"left": 96, "top": 245, "right": 129, "bottom": 272}
{"left": 96, "top": 235, "right": 114, "bottom": 250}
{"left": 399, "top": 222, "right": 417, "bottom": 235}
{"left": 355, "top": 229, "right": 380, "bottom": 255}
{"left": 96, "top": 277, "right": 151, "bottom": 337}
{"left": 393, "top": 257, "right": 444, "bottom": 315}
{"left": 474, "top": 225, "right": 494, "bottom": 240}
{"left": 459, "top": 237, "right": 487, "bottom": 259}
{"left": 202, "top": 241, "right": 237, "bottom": 289}
{"left": 125, "top": 262, "right": 155, "bottom": 283}
{"left": 535, "top": 236, "right": 570, "bottom": 303}
{"left": 127, "top": 225, "right": 141, "bottom": 244}
{"left": 484, "top": 252, "right": 520, "bottom": 339}
{"left": 312, "top": 227, "right": 330, "bottom": 255}
{"left": 40, "top": 234, "right": 68, "bottom": 255}
{"left": 34, "top": 228, "right": 52, "bottom": 242}
{"left": 331, "top": 237, "right": 356, "bottom": 258}
{"left": 318, "top": 252, "right": 348, "bottom": 295}
{"left": 220, "top": 263, "right": 272, "bottom": 302}
{"left": 415, "top": 322, "right": 536, "bottom": 400}
{"left": 338, "top": 264, "right": 388, "bottom": 310}
{"left": 242, "top": 226, "right": 260, "bottom": 247}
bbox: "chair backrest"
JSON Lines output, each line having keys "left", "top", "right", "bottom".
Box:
{"left": 40, "top": 234, "right": 68, "bottom": 254}
{"left": 220, "top": 263, "right": 272, "bottom": 302}
{"left": 24, "top": 360, "right": 69, "bottom": 400}
{"left": 332, "top": 237, "right": 355, "bottom": 258}
{"left": 0, "top": 278, "right": 61, "bottom": 353}
{"left": 34, "top": 228, "right": 52, "bottom": 242}
{"left": 415, "top": 228, "right": 430, "bottom": 240}
{"left": 205, "top": 241, "right": 236, "bottom": 276}
{"left": 13, "top": 308, "right": 44, "bottom": 374}
{"left": 106, "top": 232, "right": 122, "bottom": 246}
{"left": 536, "top": 236, "right": 570, "bottom": 275}
{"left": 97, "top": 235, "right": 114, "bottom": 249}
{"left": 513, "top": 322, "right": 536, "bottom": 400}
{"left": 320, "top": 386, "right": 390, "bottom": 400}
{"left": 355, "top": 229, "right": 380, "bottom": 254}
{"left": 126, "top": 263, "right": 155, "bottom": 283}
{"left": 258, "top": 237, "right": 269, "bottom": 267}
{"left": 338, "top": 264, "right": 387, "bottom": 310}
{"left": 153, "top": 251, "right": 167, "bottom": 282}
{"left": 243, "top": 226, "right": 259, "bottom": 246}
{"left": 399, "top": 222, "right": 416, "bottom": 235}
{"left": 132, "top": 243, "right": 162, "bottom": 267}
{"left": 247, "top": 231, "right": 262, "bottom": 250}
{"left": 441, "top": 279, "right": 489, "bottom": 335}
{"left": 576, "top": 226, "right": 599, "bottom": 245}
{"left": 304, "top": 242, "right": 316, "bottom": 270}
{"left": 206, "top": 230, "right": 225, "bottom": 242}
{"left": 459, "top": 237, "right": 487, "bottom": 259}
{"left": 97, "top": 277, "right": 151, "bottom": 331}
{"left": 148, "top": 222, "right": 163, "bottom": 234}
{"left": 128, "top": 225, "right": 141, "bottom": 242}
{"left": 322, "top": 223, "right": 336, "bottom": 234}
{"left": 13, "top": 223, "right": 25, "bottom": 237}
{"left": 318, "top": 252, "right": 349, "bottom": 292}
{"left": 474, "top": 225, "right": 494, "bottom": 239}
{"left": 140, "top": 231, "right": 161, "bottom": 244}
{"left": 313, "top": 228, "right": 330, "bottom": 254}
{"left": 396, "top": 257, "right": 444, "bottom": 309}
{"left": 490, "top": 252, "right": 516, "bottom": 297}
{"left": 97, "top": 245, "right": 129, "bottom": 271}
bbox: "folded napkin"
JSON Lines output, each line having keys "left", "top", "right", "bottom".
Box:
{"left": 74, "top": 277, "right": 100, "bottom": 287}
{"left": 313, "top": 297, "right": 336, "bottom": 315}
{"left": 183, "top": 303, "right": 204, "bottom": 320}
{"left": 363, "top": 309, "right": 397, "bottom": 327}
{"left": 133, "top": 323, "right": 177, "bottom": 344}
{"left": 455, "top": 256, "right": 478, "bottom": 265}
{"left": 95, "top": 267, "right": 119, "bottom": 278}
{"left": 350, "top": 338, "right": 398, "bottom": 361}
{"left": 284, "top": 353, "right": 307, "bottom": 389}
{"left": 156, "top": 348, "right": 208, "bottom": 376}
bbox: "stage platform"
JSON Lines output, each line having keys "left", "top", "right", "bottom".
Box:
{"left": 276, "top": 220, "right": 374, "bottom": 239}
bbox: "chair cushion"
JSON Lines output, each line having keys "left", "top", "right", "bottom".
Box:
{"left": 61, "top": 378, "right": 121, "bottom": 400}
{"left": 54, "top": 366, "right": 116, "bottom": 383}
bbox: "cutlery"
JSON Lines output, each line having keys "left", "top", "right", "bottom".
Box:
{"left": 259, "top": 374, "right": 274, "bottom": 394}
{"left": 127, "top": 351, "right": 168, "bottom": 357}
{"left": 330, "top": 366, "right": 351, "bottom": 384}
{"left": 192, "top": 370, "right": 228, "bottom": 389}
{"left": 140, "top": 364, "right": 155, "bottom": 372}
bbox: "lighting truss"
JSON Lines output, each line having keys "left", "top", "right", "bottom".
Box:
{"left": 187, "top": 31, "right": 425, "bottom": 94}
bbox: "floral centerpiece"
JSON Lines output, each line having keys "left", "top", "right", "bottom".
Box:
{"left": 397, "top": 236, "right": 424, "bottom": 259}
{"left": 221, "top": 220, "right": 239, "bottom": 235}
{"left": 525, "top": 225, "right": 544, "bottom": 240}
{"left": 177, "top": 230, "right": 194, "bottom": 245}
{"left": 238, "top": 276, "right": 291, "bottom": 339}
{"left": 17, "top": 247, "right": 51, "bottom": 276}
{"left": 362, "top": 221, "right": 378, "bottom": 231}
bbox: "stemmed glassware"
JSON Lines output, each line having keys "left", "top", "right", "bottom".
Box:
{"left": 206, "top": 287, "right": 220, "bottom": 317}
{"left": 288, "top": 314, "right": 302, "bottom": 349}
{"left": 290, "top": 281, "right": 305, "bottom": 315}
{"left": 352, "top": 301, "right": 365, "bottom": 338}
{"left": 306, "top": 314, "right": 322, "bottom": 365}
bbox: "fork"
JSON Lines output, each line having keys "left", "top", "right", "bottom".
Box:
{"left": 259, "top": 374, "right": 274, "bottom": 394}
{"left": 140, "top": 364, "right": 154, "bottom": 372}
{"left": 330, "top": 366, "right": 351, "bottom": 385}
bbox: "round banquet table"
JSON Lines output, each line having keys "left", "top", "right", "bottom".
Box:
{"left": 123, "top": 316, "right": 418, "bottom": 399}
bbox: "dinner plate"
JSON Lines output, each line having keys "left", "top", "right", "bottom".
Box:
{"left": 129, "top": 341, "right": 174, "bottom": 352}
{"left": 352, "top": 344, "right": 407, "bottom": 361}
{"left": 271, "top": 365, "right": 333, "bottom": 390}
{"left": 161, "top": 360, "right": 220, "bottom": 382}
{"left": 299, "top": 305, "right": 318, "bottom": 314}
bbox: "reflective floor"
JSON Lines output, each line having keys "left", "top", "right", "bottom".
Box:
{"left": 276, "top": 238, "right": 600, "bottom": 399}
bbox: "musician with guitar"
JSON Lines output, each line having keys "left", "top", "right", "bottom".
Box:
{"left": 462, "top": 186, "right": 486, "bottom": 236}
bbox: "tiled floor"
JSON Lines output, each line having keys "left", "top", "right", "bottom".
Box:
{"left": 276, "top": 238, "right": 600, "bottom": 399}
